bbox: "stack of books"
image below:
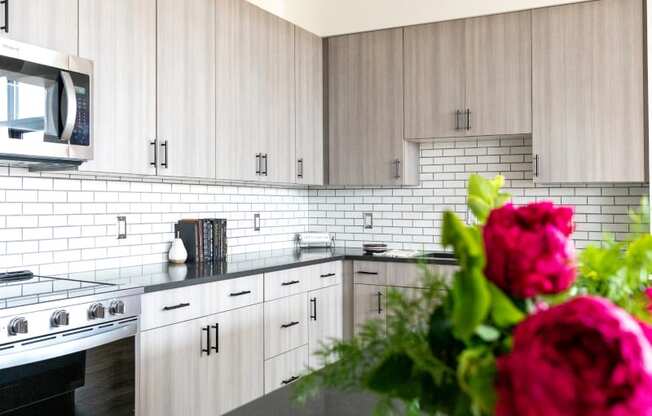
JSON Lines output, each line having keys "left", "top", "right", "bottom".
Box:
{"left": 174, "top": 219, "right": 227, "bottom": 263}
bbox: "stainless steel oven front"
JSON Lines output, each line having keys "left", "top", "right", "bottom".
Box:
{"left": 0, "top": 39, "right": 93, "bottom": 169}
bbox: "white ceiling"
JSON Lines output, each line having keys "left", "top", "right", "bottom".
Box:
{"left": 246, "top": 0, "right": 589, "bottom": 37}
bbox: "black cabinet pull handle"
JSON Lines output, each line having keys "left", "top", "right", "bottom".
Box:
{"left": 393, "top": 159, "right": 401, "bottom": 179}
{"left": 202, "top": 325, "right": 211, "bottom": 356}
{"left": 466, "top": 109, "right": 471, "bottom": 130}
{"left": 160, "top": 140, "right": 169, "bottom": 168}
{"left": 377, "top": 292, "right": 383, "bottom": 314}
{"left": 162, "top": 302, "right": 190, "bottom": 311}
{"left": 281, "top": 321, "right": 300, "bottom": 329}
{"left": 211, "top": 323, "right": 219, "bottom": 353}
{"left": 261, "top": 154, "right": 268, "bottom": 176}
{"left": 149, "top": 140, "right": 157, "bottom": 167}
{"left": 310, "top": 297, "right": 317, "bottom": 321}
{"left": 255, "top": 153, "right": 261, "bottom": 175}
{"left": 356, "top": 271, "right": 378, "bottom": 275}
{"left": 455, "top": 109, "right": 461, "bottom": 130}
{"left": 297, "top": 158, "right": 304, "bottom": 178}
{"left": 230, "top": 290, "right": 251, "bottom": 297}
{"left": 1, "top": 0, "right": 8, "bottom": 33}
{"left": 281, "top": 375, "right": 300, "bottom": 385}
{"left": 281, "top": 280, "right": 300, "bottom": 286}
{"left": 320, "top": 273, "right": 336, "bottom": 278}
{"left": 534, "top": 154, "right": 539, "bottom": 177}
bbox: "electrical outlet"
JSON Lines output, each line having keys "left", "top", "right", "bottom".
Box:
{"left": 363, "top": 212, "right": 373, "bottom": 230}
{"left": 254, "top": 213, "right": 261, "bottom": 231}
{"left": 117, "top": 216, "right": 127, "bottom": 239}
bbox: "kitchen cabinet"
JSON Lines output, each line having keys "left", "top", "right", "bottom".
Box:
{"left": 156, "top": 0, "right": 215, "bottom": 178}
{"left": 78, "top": 0, "right": 157, "bottom": 176}
{"left": 139, "top": 303, "right": 264, "bottom": 416}
{"left": 353, "top": 284, "right": 386, "bottom": 336}
{"left": 532, "top": 0, "right": 646, "bottom": 183}
{"left": 264, "top": 345, "right": 309, "bottom": 394}
{"left": 216, "top": 0, "right": 295, "bottom": 183}
{"left": 295, "top": 26, "right": 325, "bottom": 185}
{"left": 264, "top": 293, "right": 308, "bottom": 359}
{"left": 328, "top": 28, "right": 419, "bottom": 186}
{"left": 0, "top": 0, "right": 78, "bottom": 54}
{"left": 308, "top": 284, "right": 343, "bottom": 369}
{"left": 404, "top": 11, "right": 531, "bottom": 139}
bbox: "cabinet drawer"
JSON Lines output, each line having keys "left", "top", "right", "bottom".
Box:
{"left": 141, "top": 284, "right": 211, "bottom": 331}
{"left": 264, "top": 293, "right": 308, "bottom": 359}
{"left": 265, "top": 267, "right": 311, "bottom": 301}
{"left": 216, "top": 274, "right": 263, "bottom": 312}
{"left": 353, "top": 261, "right": 388, "bottom": 285}
{"left": 264, "top": 345, "right": 309, "bottom": 394}
{"left": 309, "top": 261, "right": 343, "bottom": 291}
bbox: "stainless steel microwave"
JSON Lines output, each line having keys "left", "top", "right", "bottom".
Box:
{"left": 0, "top": 39, "right": 93, "bottom": 170}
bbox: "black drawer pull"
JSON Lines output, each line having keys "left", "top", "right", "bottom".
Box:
{"left": 281, "top": 375, "right": 300, "bottom": 385}
{"left": 162, "top": 302, "right": 190, "bottom": 311}
{"left": 310, "top": 297, "right": 317, "bottom": 321}
{"left": 320, "top": 273, "right": 336, "bottom": 278}
{"left": 377, "top": 292, "right": 383, "bottom": 314}
{"left": 281, "top": 321, "right": 300, "bottom": 329}
{"left": 202, "top": 325, "right": 211, "bottom": 356}
{"left": 281, "top": 280, "right": 300, "bottom": 286}
{"left": 230, "top": 290, "right": 252, "bottom": 297}
{"left": 211, "top": 323, "right": 219, "bottom": 353}
{"left": 356, "top": 271, "right": 378, "bottom": 275}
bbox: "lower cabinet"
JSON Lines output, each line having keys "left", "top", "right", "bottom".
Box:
{"left": 353, "top": 284, "right": 387, "bottom": 336}
{"left": 139, "top": 303, "right": 264, "bottom": 416}
{"left": 308, "top": 284, "right": 343, "bottom": 369}
{"left": 264, "top": 345, "right": 310, "bottom": 394}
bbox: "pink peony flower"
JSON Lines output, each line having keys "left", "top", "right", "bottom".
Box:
{"left": 483, "top": 202, "right": 576, "bottom": 298}
{"left": 496, "top": 296, "right": 652, "bottom": 416}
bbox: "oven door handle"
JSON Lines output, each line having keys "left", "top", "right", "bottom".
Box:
{"left": 0, "top": 320, "right": 137, "bottom": 370}
{"left": 59, "top": 71, "right": 77, "bottom": 143}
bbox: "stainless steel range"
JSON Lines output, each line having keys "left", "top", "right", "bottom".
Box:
{"left": 0, "top": 270, "right": 142, "bottom": 416}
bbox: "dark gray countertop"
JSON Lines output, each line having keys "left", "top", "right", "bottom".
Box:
{"left": 52, "top": 248, "right": 457, "bottom": 294}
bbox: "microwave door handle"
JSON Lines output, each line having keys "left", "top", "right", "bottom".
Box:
{"left": 59, "top": 71, "right": 77, "bottom": 143}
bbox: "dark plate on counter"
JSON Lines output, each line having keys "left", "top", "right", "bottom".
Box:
{"left": 362, "top": 243, "right": 388, "bottom": 254}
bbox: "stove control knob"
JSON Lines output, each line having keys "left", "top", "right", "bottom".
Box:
{"left": 8, "top": 317, "right": 28, "bottom": 336}
{"left": 51, "top": 310, "right": 70, "bottom": 327}
{"left": 88, "top": 303, "right": 106, "bottom": 320}
{"left": 109, "top": 300, "right": 125, "bottom": 315}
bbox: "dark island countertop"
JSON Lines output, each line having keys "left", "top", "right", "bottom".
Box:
{"left": 54, "top": 248, "right": 457, "bottom": 294}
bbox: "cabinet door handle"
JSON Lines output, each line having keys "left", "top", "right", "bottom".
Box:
{"left": 255, "top": 153, "right": 261, "bottom": 175}
{"left": 149, "top": 140, "right": 157, "bottom": 167}
{"left": 281, "top": 375, "right": 300, "bottom": 385}
{"left": 162, "top": 302, "right": 190, "bottom": 311}
{"left": 211, "top": 323, "right": 219, "bottom": 353}
{"left": 455, "top": 109, "right": 461, "bottom": 130}
{"left": 1, "top": 1, "right": 8, "bottom": 33}
{"left": 534, "top": 154, "right": 539, "bottom": 177}
{"left": 356, "top": 271, "right": 378, "bottom": 275}
{"left": 160, "top": 140, "right": 169, "bottom": 168}
{"left": 377, "top": 291, "right": 383, "bottom": 314}
{"left": 320, "top": 273, "right": 335, "bottom": 278}
{"left": 202, "top": 325, "right": 211, "bottom": 356}
{"left": 229, "top": 290, "right": 251, "bottom": 297}
{"left": 393, "top": 159, "right": 401, "bottom": 179}
{"left": 297, "top": 158, "right": 304, "bottom": 179}
{"left": 310, "top": 297, "right": 317, "bottom": 321}
{"left": 281, "top": 321, "right": 300, "bottom": 329}
{"left": 261, "top": 154, "right": 268, "bottom": 176}
{"left": 466, "top": 109, "right": 471, "bottom": 130}
{"left": 281, "top": 280, "right": 300, "bottom": 286}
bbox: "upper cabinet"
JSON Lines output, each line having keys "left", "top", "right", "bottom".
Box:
{"left": 0, "top": 0, "right": 78, "bottom": 54}
{"left": 295, "top": 27, "right": 325, "bottom": 186}
{"left": 532, "top": 0, "right": 646, "bottom": 183}
{"left": 216, "top": 0, "right": 296, "bottom": 184}
{"left": 78, "top": 0, "right": 157, "bottom": 176}
{"left": 328, "top": 28, "right": 418, "bottom": 186}
{"left": 157, "top": 0, "right": 216, "bottom": 179}
{"left": 404, "top": 11, "right": 532, "bottom": 139}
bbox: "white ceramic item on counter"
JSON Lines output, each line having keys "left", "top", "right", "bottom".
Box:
{"left": 168, "top": 232, "right": 188, "bottom": 264}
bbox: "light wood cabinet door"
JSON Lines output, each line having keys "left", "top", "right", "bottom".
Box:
{"left": 79, "top": 0, "right": 156, "bottom": 176}
{"left": 139, "top": 319, "right": 211, "bottom": 416}
{"left": 295, "top": 26, "right": 324, "bottom": 185}
{"left": 353, "top": 284, "right": 386, "bottom": 336}
{"left": 308, "top": 284, "right": 343, "bottom": 369}
{"left": 264, "top": 345, "right": 309, "bottom": 394}
{"left": 404, "top": 20, "right": 465, "bottom": 139}
{"left": 157, "top": 0, "right": 215, "bottom": 179}
{"left": 328, "top": 28, "right": 414, "bottom": 186}
{"left": 532, "top": 0, "right": 646, "bottom": 183}
{"left": 464, "top": 11, "right": 532, "bottom": 137}
{"left": 264, "top": 293, "right": 309, "bottom": 359}
{"left": 213, "top": 304, "right": 265, "bottom": 415}
{"left": 1, "top": 0, "right": 78, "bottom": 54}
{"left": 216, "top": 0, "right": 295, "bottom": 183}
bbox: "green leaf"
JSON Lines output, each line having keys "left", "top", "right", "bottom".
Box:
{"left": 475, "top": 324, "right": 500, "bottom": 342}
{"left": 487, "top": 283, "right": 526, "bottom": 328}
{"left": 457, "top": 347, "right": 497, "bottom": 415}
{"left": 467, "top": 174, "right": 511, "bottom": 224}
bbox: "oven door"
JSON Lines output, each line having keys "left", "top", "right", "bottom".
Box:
{"left": 0, "top": 321, "right": 136, "bottom": 416}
